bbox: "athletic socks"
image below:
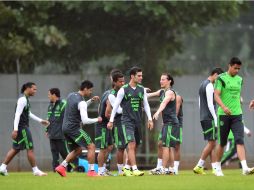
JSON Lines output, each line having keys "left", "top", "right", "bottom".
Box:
{"left": 32, "top": 166, "right": 39, "bottom": 173}
{"left": 156, "top": 159, "right": 163, "bottom": 168}
{"left": 197, "top": 159, "right": 205, "bottom": 167}
{"left": 174, "top": 161, "right": 180, "bottom": 173}
{"left": 240, "top": 160, "right": 248, "bottom": 171}
{"left": 98, "top": 167, "right": 104, "bottom": 174}
{"left": 88, "top": 164, "right": 95, "bottom": 171}
{"left": 124, "top": 164, "right": 131, "bottom": 170}
{"left": 117, "top": 164, "right": 124, "bottom": 174}
{"left": 61, "top": 160, "right": 68, "bottom": 168}
{"left": 132, "top": 165, "right": 138, "bottom": 171}
{"left": 0, "top": 163, "right": 7, "bottom": 170}
{"left": 211, "top": 162, "right": 217, "bottom": 170}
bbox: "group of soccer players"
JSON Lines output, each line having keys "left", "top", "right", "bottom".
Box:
{"left": 0, "top": 57, "right": 254, "bottom": 177}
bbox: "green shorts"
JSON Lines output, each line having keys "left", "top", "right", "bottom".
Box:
{"left": 12, "top": 126, "right": 33, "bottom": 150}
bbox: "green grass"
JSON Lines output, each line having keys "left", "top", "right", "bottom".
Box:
{"left": 0, "top": 170, "right": 253, "bottom": 190}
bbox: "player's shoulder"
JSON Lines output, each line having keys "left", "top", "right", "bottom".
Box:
{"left": 122, "top": 84, "right": 129, "bottom": 88}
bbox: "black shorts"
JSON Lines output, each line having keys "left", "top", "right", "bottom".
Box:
{"left": 114, "top": 118, "right": 126, "bottom": 149}
{"left": 158, "top": 123, "right": 178, "bottom": 148}
{"left": 175, "top": 126, "right": 183, "bottom": 144}
{"left": 13, "top": 127, "right": 33, "bottom": 150}
{"left": 95, "top": 122, "right": 113, "bottom": 149}
{"left": 64, "top": 128, "right": 92, "bottom": 150}
{"left": 121, "top": 120, "right": 142, "bottom": 145}
{"left": 218, "top": 115, "right": 244, "bottom": 146}
{"left": 201, "top": 120, "right": 216, "bottom": 141}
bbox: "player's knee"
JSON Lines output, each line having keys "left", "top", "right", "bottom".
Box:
{"left": 235, "top": 138, "right": 244, "bottom": 145}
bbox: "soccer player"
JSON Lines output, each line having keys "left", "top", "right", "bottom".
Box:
{"left": 193, "top": 68, "right": 223, "bottom": 175}
{"left": 46, "top": 88, "right": 75, "bottom": 172}
{"left": 107, "top": 66, "right": 153, "bottom": 176}
{"left": 55, "top": 80, "right": 102, "bottom": 177}
{"left": 214, "top": 57, "right": 254, "bottom": 176}
{"left": 148, "top": 73, "right": 179, "bottom": 175}
{"left": 148, "top": 93, "right": 183, "bottom": 175}
{"left": 105, "top": 72, "right": 125, "bottom": 175}
{"left": 0, "top": 82, "right": 49, "bottom": 176}
{"left": 173, "top": 94, "right": 183, "bottom": 174}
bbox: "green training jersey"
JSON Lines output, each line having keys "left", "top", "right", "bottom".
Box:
{"left": 214, "top": 72, "right": 243, "bottom": 115}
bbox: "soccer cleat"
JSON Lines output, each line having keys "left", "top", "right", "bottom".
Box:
{"left": 98, "top": 172, "right": 109, "bottom": 176}
{"left": 193, "top": 166, "right": 206, "bottom": 175}
{"left": 104, "top": 168, "right": 114, "bottom": 176}
{"left": 214, "top": 169, "right": 224, "bottom": 177}
{"left": 242, "top": 167, "right": 254, "bottom": 175}
{"left": 55, "top": 165, "right": 66, "bottom": 177}
{"left": 132, "top": 169, "right": 144, "bottom": 176}
{"left": 165, "top": 168, "right": 175, "bottom": 175}
{"left": 123, "top": 168, "right": 133, "bottom": 177}
{"left": 33, "top": 170, "right": 47, "bottom": 176}
{"left": 151, "top": 167, "right": 166, "bottom": 175}
{"left": 87, "top": 170, "right": 98, "bottom": 177}
{"left": 148, "top": 167, "right": 158, "bottom": 175}
{"left": 0, "top": 169, "right": 8, "bottom": 176}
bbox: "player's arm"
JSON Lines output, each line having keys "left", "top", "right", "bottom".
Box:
{"left": 153, "top": 90, "right": 174, "bottom": 120}
{"left": 108, "top": 94, "right": 122, "bottom": 114}
{"left": 249, "top": 99, "right": 254, "bottom": 110}
{"left": 206, "top": 83, "right": 218, "bottom": 127}
{"left": 12, "top": 97, "right": 27, "bottom": 139}
{"left": 105, "top": 99, "right": 112, "bottom": 119}
{"left": 147, "top": 89, "right": 161, "bottom": 98}
{"left": 176, "top": 95, "right": 182, "bottom": 116}
{"left": 107, "top": 88, "right": 124, "bottom": 129}
{"left": 143, "top": 89, "right": 153, "bottom": 130}
{"left": 79, "top": 101, "right": 101, "bottom": 124}
{"left": 86, "top": 96, "right": 100, "bottom": 107}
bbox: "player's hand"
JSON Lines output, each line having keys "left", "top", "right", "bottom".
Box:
{"left": 147, "top": 120, "right": 153, "bottom": 130}
{"left": 153, "top": 112, "right": 159, "bottom": 120}
{"left": 249, "top": 100, "right": 254, "bottom": 110}
{"left": 222, "top": 106, "right": 231, "bottom": 115}
{"left": 98, "top": 117, "right": 102, "bottom": 123}
{"left": 91, "top": 96, "right": 100, "bottom": 102}
{"left": 41, "top": 120, "right": 50, "bottom": 127}
{"left": 11, "top": 130, "right": 18, "bottom": 140}
{"left": 107, "top": 122, "right": 113, "bottom": 130}
{"left": 247, "top": 131, "right": 252, "bottom": 137}
{"left": 45, "top": 132, "right": 49, "bottom": 138}
{"left": 144, "top": 87, "right": 151, "bottom": 93}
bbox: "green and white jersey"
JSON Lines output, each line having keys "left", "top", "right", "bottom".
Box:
{"left": 214, "top": 72, "right": 243, "bottom": 115}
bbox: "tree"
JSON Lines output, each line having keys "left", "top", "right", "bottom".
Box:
{"left": 0, "top": 1, "right": 248, "bottom": 87}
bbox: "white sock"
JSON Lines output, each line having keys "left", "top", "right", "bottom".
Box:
{"left": 125, "top": 164, "right": 131, "bottom": 170}
{"left": 240, "top": 160, "right": 248, "bottom": 171}
{"left": 117, "top": 164, "right": 124, "bottom": 173}
{"left": 98, "top": 167, "right": 104, "bottom": 174}
{"left": 32, "top": 166, "right": 39, "bottom": 173}
{"left": 197, "top": 159, "right": 205, "bottom": 167}
{"left": 103, "top": 163, "right": 106, "bottom": 168}
{"left": 132, "top": 165, "right": 138, "bottom": 171}
{"left": 174, "top": 161, "right": 180, "bottom": 172}
{"left": 89, "top": 164, "right": 94, "bottom": 171}
{"left": 211, "top": 162, "right": 217, "bottom": 170}
{"left": 61, "top": 160, "right": 68, "bottom": 168}
{"left": 156, "top": 159, "right": 162, "bottom": 168}
{"left": 216, "top": 162, "right": 222, "bottom": 171}
{"left": 0, "top": 163, "right": 7, "bottom": 170}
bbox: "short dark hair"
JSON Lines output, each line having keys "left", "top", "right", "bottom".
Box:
{"left": 49, "top": 88, "right": 60, "bottom": 98}
{"left": 112, "top": 72, "right": 124, "bottom": 82}
{"left": 21, "top": 82, "right": 36, "bottom": 93}
{"left": 162, "top": 73, "right": 174, "bottom": 86}
{"left": 80, "top": 80, "right": 93, "bottom": 90}
{"left": 110, "top": 69, "right": 122, "bottom": 77}
{"left": 129, "top": 66, "right": 142, "bottom": 78}
{"left": 210, "top": 67, "right": 224, "bottom": 76}
{"left": 229, "top": 57, "right": 242, "bottom": 66}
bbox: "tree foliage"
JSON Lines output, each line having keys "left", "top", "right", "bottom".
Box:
{"left": 0, "top": 1, "right": 248, "bottom": 87}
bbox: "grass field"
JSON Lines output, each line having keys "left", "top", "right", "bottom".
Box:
{"left": 1, "top": 169, "right": 253, "bottom": 190}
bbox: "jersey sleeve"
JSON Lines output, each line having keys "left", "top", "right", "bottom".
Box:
{"left": 214, "top": 77, "right": 222, "bottom": 92}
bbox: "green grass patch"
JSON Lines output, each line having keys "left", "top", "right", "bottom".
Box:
{"left": 0, "top": 169, "right": 253, "bottom": 190}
